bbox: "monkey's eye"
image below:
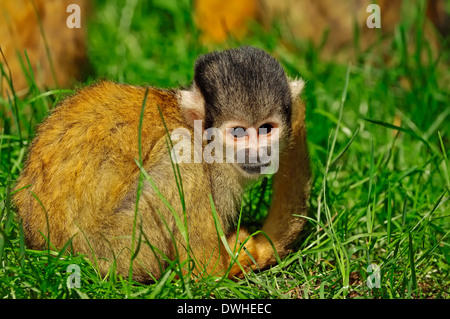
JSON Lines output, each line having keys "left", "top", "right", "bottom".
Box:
{"left": 258, "top": 123, "right": 274, "bottom": 135}
{"left": 230, "top": 127, "right": 247, "bottom": 139}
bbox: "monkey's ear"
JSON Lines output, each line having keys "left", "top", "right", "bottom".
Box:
{"left": 289, "top": 78, "right": 305, "bottom": 102}
{"left": 179, "top": 87, "right": 205, "bottom": 127}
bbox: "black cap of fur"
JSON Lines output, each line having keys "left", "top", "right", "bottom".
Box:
{"left": 194, "top": 46, "right": 292, "bottom": 129}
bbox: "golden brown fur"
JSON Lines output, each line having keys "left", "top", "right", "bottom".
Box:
{"left": 13, "top": 79, "right": 310, "bottom": 282}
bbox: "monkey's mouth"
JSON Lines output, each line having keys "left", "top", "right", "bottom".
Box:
{"left": 238, "top": 162, "right": 270, "bottom": 175}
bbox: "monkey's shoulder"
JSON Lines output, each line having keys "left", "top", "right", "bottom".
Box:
{"left": 23, "top": 81, "right": 188, "bottom": 180}
{"left": 51, "top": 80, "right": 181, "bottom": 125}
{"left": 35, "top": 80, "right": 184, "bottom": 143}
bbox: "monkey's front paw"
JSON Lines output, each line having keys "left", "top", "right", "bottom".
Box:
{"left": 226, "top": 232, "right": 277, "bottom": 279}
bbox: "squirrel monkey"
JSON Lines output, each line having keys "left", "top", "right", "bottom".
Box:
{"left": 13, "top": 46, "right": 310, "bottom": 282}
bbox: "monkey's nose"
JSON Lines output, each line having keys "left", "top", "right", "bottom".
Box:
{"left": 235, "top": 147, "right": 272, "bottom": 165}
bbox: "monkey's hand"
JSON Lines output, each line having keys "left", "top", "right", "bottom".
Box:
{"left": 226, "top": 228, "right": 273, "bottom": 278}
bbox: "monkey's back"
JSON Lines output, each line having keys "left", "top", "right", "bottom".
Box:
{"left": 13, "top": 80, "right": 186, "bottom": 250}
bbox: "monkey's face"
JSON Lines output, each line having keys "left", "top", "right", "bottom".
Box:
{"left": 225, "top": 120, "right": 282, "bottom": 175}
{"left": 179, "top": 46, "right": 304, "bottom": 175}
{"left": 195, "top": 46, "right": 293, "bottom": 175}
{"left": 207, "top": 114, "right": 288, "bottom": 176}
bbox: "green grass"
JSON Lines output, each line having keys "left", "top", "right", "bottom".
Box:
{"left": 1, "top": 0, "right": 449, "bottom": 299}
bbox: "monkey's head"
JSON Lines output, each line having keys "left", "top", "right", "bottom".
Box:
{"left": 179, "top": 46, "right": 304, "bottom": 176}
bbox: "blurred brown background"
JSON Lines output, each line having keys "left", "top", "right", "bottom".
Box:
{"left": 0, "top": 0, "right": 89, "bottom": 96}
{"left": 1, "top": 0, "right": 448, "bottom": 96}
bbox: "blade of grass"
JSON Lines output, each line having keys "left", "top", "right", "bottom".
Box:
{"left": 438, "top": 131, "right": 449, "bottom": 190}
{"left": 209, "top": 194, "right": 244, "bottom": 276}
{"left": 0, "top": 48, "right": 22, "bottom": 146}
{"left": 128, "top": 87, "right": 150, "bottom": 291}
{"left": 387, "top": 182, "right": 393, "bottom": 245}
{"left": 134, "top": 162, "right": 188, "bottom": 246}
{"left": 408, "top": 232, "right": 417, "bottom": 293}
{"left": 330, "top": 124, "right": 360, "bottom": 167}
{"left": 0, "top": 232, "right": 4, "bottom": 265}
{"left": 366, "top": 139, "right": 375, "bottom": 239}
{"left": 318, "top": 63, "right": 351, "bottom": 297}
{"left": 361, "top": 117, "right": 433, "bottom": 152}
